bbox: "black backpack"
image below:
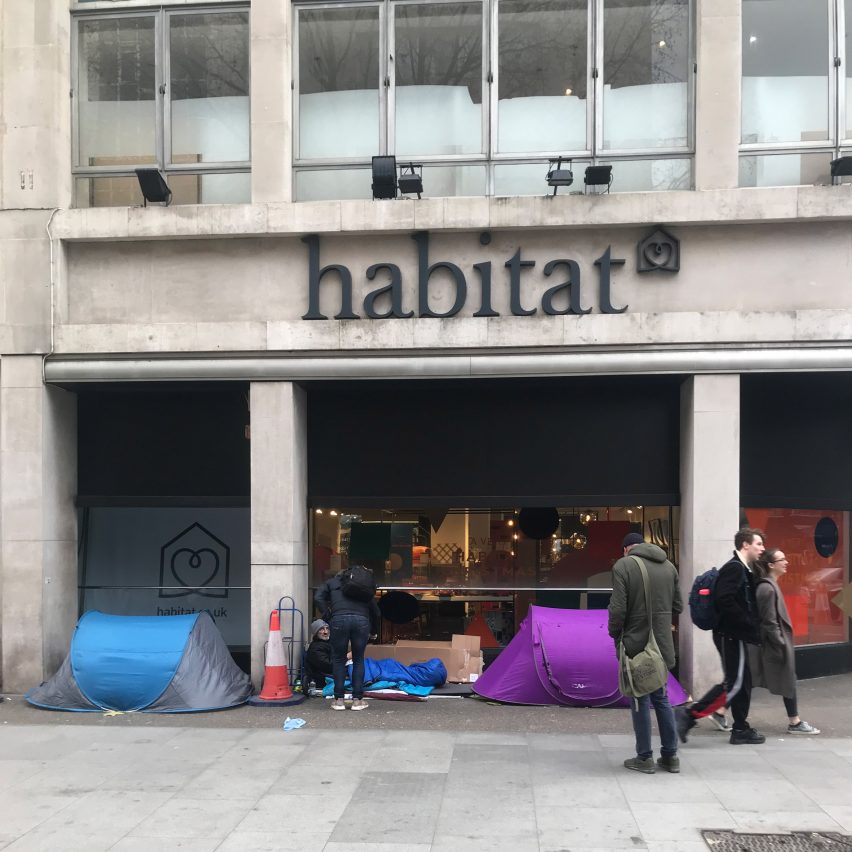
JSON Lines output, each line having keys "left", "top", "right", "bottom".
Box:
{"left": 340, "top": 565, "right": 376, "bottom": 602}
{"left": 688, "top": 567, "right": 720, "bottom": 630}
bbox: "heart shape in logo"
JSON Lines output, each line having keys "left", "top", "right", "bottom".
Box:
{"left": 642, "top": 240, "right": 673, "bottom": 269}
{"left": 170, "top": 547, "right": 220, "bottom": 590}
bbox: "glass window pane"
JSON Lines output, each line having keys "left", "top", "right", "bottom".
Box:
{"left": 169, "top": 12, "right": 250, "bottom": 165}
{"left": 77, "top": 16, "right": 157, "bottom": 167}
{"left": 74, "top": 172, "right": 250, "bottom": 207}
{"left": 738, "top": 152, "right": 832, "bottom": 187}
{"left": 607, "top": 157, "right": 691, "bottom": 191}
{"left": 494, "top": 160, "right": 590, "bottom": 196}
{"left": 497, "top": 1, "right": 588, "bottom": 154}
{"left": 195, "top": 172, "right": 251, "bottom": 204}
{"left": 394, "top": 3, "right": 483, "bottom": 156}
{"left": 298, "top": 7, "right": 380, "bottom": 160}
{"left": 295, "top": 169, "right": 372, "bottom": 201}
{"left": 420, "top": 164, "right": 486, "bottom": 196}
{"left": 602, "top": 0, "right": 689, "bottom": 150}
{"left": 742, "top": 0, "right": 829, "bottom": 144}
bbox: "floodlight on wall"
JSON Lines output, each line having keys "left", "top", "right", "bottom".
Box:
{"left": 397, "top": 163, "right": 424, "bottom": 199}
{"left": 584, "top": 164, "right": 613, "bottom": 194}
{"left": 830, "top": 156, "right": 852, "bottom": 183}
{"left": 371, "top": 155, "right": 398, "bottom": 199}
{"left": 546, "top": 157, "right": 573, "bottom": 196}
{"left": 135, "top": 168, "right": 172, "bottom": 207}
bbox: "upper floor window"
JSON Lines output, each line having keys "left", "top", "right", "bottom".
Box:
{"left": 72, "top": 6, "right": 250, "bottom": 207}
{"left": 740, "top": 0, "right": 852, "bottom": 187}
{"left": 294, "top": 0, "right": 694, "bottom": 200}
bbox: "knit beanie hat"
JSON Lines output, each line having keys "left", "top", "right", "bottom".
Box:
{"left": 311, "top": 619, "right": 329, "bottom": 637}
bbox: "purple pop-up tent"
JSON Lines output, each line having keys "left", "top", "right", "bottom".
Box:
{"left": 473, "top": 605, "right": 689, "bottom": 707}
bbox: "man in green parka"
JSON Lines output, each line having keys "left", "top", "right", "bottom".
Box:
{"left": 608, "top": 532, "right": 683, "bottom": 774}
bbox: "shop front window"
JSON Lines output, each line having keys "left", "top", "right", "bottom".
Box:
{"left": 311, "top": 505, "right": 678, "bottom": 646}
{"left": 744, "top": 508, "right": 850, "bottom": 647}
{"left": 78, "top": 506, "right": 251, "bottom": 666}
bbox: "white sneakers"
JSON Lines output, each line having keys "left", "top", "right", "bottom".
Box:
{"left": 787, "top": 720, "right": 820, "bottom": 734}
{"left": 330, "top": 697, "right": 368, "bottom": 710}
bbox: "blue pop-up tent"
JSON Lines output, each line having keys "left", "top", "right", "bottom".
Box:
{"left": 26, "top": 611, "right": 251, "bottom": 712}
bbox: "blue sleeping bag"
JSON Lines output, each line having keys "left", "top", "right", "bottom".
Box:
{"left": 364, "top": 657, "right": 447, "bottom": 687}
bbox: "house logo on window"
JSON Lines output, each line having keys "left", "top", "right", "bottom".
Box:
{"left": 159, "top": 522, "right": 230, "bottom": 599}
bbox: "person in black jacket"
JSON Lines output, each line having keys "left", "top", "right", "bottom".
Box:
{"left": 314, "top": 568, "right": 381, "bottom": 711}
{"left": 676, "top": 527, "right": 766, "bottom": 745}
{"left": 304, "top": 619, "right": 333, "bottom": 692}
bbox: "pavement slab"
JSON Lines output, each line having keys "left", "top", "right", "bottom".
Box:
{"left": 1, "top": 674, "right": 852, "bottom": 849}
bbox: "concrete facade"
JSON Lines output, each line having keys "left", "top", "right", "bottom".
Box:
{"left": 0, "top": 0, "right": 850, "bottom": 692}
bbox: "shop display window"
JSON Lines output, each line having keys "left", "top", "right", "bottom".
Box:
{"left": 744, "top": 508, "right": 850, "bottom": 647}
{"left": 311, "top": 505, "right": 678, "bottom": 645}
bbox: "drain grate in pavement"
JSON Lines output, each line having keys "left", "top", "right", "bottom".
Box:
{"left": 703, "top": 831, "right": 852, "bottom": 852}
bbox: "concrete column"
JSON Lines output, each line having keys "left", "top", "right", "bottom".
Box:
{"left": 0, "top": 0, "right": 71, "bottom": 209}
{"left": 251, "top": 0, "right": 292, "bottom": 203}
{"left": 0, "top": 356, "right": 77, "bottom": 692}
{"left": 694, "top": 0, "right": 741, "bottom": 190}
{"left": 678, "top": 374, "right": 740, "bottom": 696}
{"left": 250, "top": 381, "right": 307, "bottom": 687}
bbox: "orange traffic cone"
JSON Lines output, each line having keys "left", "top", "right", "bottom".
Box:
{"left": 248, "top": 609, "right": 305, "bottom": 706}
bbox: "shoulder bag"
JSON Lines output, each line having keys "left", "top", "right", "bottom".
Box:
{"left": 618, "top": 555, "right": 668, "bottom": 701}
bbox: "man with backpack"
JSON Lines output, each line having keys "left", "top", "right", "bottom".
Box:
{"left": 608, "top": 532, "right": 683, "bottom": 774}
{"left": 314, "top": 565, "right": 381, "bottom": 711}
{"left": 676, "top": 527, "right": 766, "bottom": 745}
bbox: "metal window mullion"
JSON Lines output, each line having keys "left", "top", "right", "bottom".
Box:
{"left": 592, "top": 0, "right": 603, "bottom": 158}
{"left": 384, "top": 0, "right": 392, "bottom": 154}
{"left": 687, "top": 0, "right": 696, "bottom": 150}
{"left": 155, "top": 10, "right": 167, "bottom": 170}
{"left": 293, "top": 6, "right": 302, "bottom": 161}
{"left": 739, "top": 141, "right": 837, "bottom": 153}
{"left": 837, "top": 0, "right": 847, "bottom": 145}
{"left": 478, "top": 0, "right": 488, "bottom": 160}
{"left": 71, "top": 20, "right": 81, "bottom": 169}
{"left": 830, "top": 0, "right": 840, "bottom": 151}
{"left": 489, "top": 0, "right": 498, "bottom": 166}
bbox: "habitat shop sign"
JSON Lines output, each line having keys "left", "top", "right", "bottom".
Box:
{"left": 301, "top": 227, "right": 680, "bottom": 321}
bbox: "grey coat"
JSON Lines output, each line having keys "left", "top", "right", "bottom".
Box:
{"left": 607, "top": 542, "right": 682, "bottom": 670}
{"left": 748, "top": 577, "right": 796, "bottom": 698}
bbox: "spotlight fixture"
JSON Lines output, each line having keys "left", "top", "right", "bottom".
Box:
{"left": 371, "top": 155, "right": 398, "bottom": 199}
{"left": 135, "top": 168, "right": 172, "bottom": 207}
{"left": 397, "top": 162, "right": 424, "bottom": 198}
{"left": 546, "top": 157, "right": 574, "bottom": 196}
{"left": 830, "top": 156, "right": 852, "bottom": 183}
{"left": 584, "top": 164, "right": 613, "bottom": 194}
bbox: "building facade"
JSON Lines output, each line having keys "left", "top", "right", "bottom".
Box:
{"left": 1, "top": 0, "right": 851, "bottom": 696}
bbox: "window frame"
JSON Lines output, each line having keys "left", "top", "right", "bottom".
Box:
{"left": 292, "top": 0, "right": 696, "bottom": 196}
{"left": 71, "top": 4, "right": 251, "bottom": 182}
{"left": 738, "top": 0, "right": 842, "bottom": 170}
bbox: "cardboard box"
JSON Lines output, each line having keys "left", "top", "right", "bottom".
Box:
{"left": 365, "top": 634, "right": 484, "bottom": 682}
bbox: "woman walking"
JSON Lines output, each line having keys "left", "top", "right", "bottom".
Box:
{"left": 750, "top": 548, "right": 820, "bottom": 735}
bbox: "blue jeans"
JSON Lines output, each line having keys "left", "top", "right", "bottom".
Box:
{"left": 330, "top": 613, "right": 370, "bottom": 699}
{"left": 631, "top": 685, "right": 678, "bottom": 760}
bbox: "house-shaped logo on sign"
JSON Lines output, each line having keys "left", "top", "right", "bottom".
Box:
{"left": 159, "top": 522, "right": 230, "bottom": 599}
{"left": 637, "top": 227, "right": 680, "bottom": 273}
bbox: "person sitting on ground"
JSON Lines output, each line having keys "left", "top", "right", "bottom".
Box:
{"left": 749, "top": 548, "right": 820, "bottom": 735}
{"left": 304, "top": 619, "right": 333, "bottom": 692}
